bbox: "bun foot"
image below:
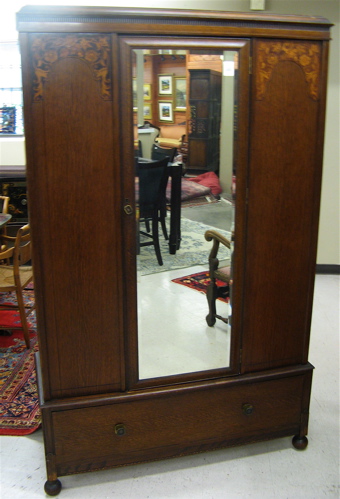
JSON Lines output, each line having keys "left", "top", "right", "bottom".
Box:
{"left": 292, "top": 435, "right": 308, "bottom": 450}
{"left": 44, "top": 479, "right": 62, "bottom": 496}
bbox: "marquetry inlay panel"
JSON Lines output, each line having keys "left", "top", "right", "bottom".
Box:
{"left": 31, "top": 34, "right": 112, "bottom": 101}
{"left": 255, "top": 41, "right": 321, "bottom": 101}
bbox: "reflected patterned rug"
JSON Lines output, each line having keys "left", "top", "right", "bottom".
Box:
{"left": 172, "top": 270, "right": 229, "bottom": 302}
{"left": 138, "top": 217, "right": 231, "bottom": 276}
{"left": 180, "top": 195, "right": 220, "bottom": 208}
{"left": 0, "top": 289, "right": 41, "bottom": 435}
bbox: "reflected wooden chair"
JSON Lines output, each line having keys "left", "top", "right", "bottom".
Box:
{"left": 204, "top": 229, "right": 232, "bottom": 327}
{"left": 155, "top": 124, "right": 186, "bottom": 150}
{"left": 0, "top": 195, "right": 9, "bottom": 214}
{"left": 0, "top": 224, "right": 34, "bottom": 348}
{"left": 137, "top": 157, "right": 170, "bottom": 265}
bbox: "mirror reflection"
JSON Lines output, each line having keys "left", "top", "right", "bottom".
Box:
{"left": 133, "top": 49, "right": 237, "bottom": 380}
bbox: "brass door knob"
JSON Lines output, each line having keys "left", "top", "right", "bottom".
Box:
{"left": 124, "top": 204, "right": 133, "bottom": 215}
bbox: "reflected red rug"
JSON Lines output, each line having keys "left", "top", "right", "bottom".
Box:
{"left": 172, "top": 270, "right": 229, "bottom": 301}
{"left": 0, "top": 289, "right": 41, "bottom": 435}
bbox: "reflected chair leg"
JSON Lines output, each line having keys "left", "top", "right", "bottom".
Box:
{"left": 160, "top": 207, "right": 168, "bottom": 240}
{"left": 15, "top": 288, "right": 30, "bottom": 349}
{"left": 152, "top": 215, "right": 163, "bottom": 266}
{"left": 206, "top": 280, "right": 218, "bottom": 327}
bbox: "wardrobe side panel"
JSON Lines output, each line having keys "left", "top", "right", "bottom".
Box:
{"left": 241, "top": 40, "right": 325, "bottom": 372}
{"left": 25, "top": 34, "right": 124, "bottom": 398}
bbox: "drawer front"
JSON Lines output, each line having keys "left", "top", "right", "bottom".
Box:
{"left": 52, "top": 374, "right": 307, "bottom": 475}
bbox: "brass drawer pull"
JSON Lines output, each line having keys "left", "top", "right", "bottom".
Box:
{"left": 242, "top": 403, "right": 254, "bottom": 416}
{"left": 114, "top": 423, "right": 126, "bottom": 436}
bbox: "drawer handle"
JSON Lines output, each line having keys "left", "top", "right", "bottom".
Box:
{"left": 114, "top": 423, "right": 126, "bottom": 436}
{"left": 242, "top": 403, "right": 254, "bottom": 416}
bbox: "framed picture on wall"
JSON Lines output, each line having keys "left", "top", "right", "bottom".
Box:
{"left": 159, "top": 102, "right": 173, "bottom": 122}
{"left": 158, "top": 74, "right": 173, "bottom": 96}
{"left": 175, "top": 77, "right": 186, "bottom": 110}
{"left": 143, "top": 83, "right": 152, "bottom": 100}
{"left": 143, "top": 104, "right": 152, "bottom": 120}
{"left": 0, "top": 106, "right": 16, "bottom": 133}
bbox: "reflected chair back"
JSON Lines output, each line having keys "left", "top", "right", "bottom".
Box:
{"left": 151, "top": 143, "right": 176, "bottom": 163}
{"left": 138, "top": 157, "right": 170, "bottom": 216}
{"left": 137, "top": 157, "right": 170, "bottom": 265}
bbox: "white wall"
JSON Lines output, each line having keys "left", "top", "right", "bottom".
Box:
{"left": 1, "top": 0, "right": 339, "bottom": 265}
{"left": 0, "top": 137, "right": 25, "bottom": 167}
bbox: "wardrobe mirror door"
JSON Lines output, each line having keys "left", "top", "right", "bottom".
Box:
{"left": 131, "top": 46, "right": 239, "bottom": 382}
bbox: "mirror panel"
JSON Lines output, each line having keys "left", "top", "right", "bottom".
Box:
{"left": 133, "top": 47, "right": 238, "bottom": 380}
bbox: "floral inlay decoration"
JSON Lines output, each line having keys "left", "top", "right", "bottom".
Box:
{"left": 256, "top": 41, "right": 321, "bottom": 101}
{"left": 31, "top": 35, "right": 112, "bottom": 101}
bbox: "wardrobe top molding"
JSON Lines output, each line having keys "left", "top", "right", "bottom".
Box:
{"left": 16, "top": 6, "right": 332, "bottom": 40}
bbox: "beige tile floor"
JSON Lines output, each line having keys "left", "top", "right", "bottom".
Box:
{"left": 1, "top": 273, "right": 339, "bottom": 498}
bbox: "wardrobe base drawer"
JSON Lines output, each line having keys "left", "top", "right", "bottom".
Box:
{"left": 45, "top": 367, "right": 312, "bottom": 476}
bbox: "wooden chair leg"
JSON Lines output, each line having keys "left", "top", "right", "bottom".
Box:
{"left": 15, "top": 288, "right": 30, "bottom": 349}
{"left": 206, "top": 279, "right": 218, "bottom": 326}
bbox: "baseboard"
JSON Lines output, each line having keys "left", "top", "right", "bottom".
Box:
{"left": 316, "top": 264, "right": 340, "bottom": 275}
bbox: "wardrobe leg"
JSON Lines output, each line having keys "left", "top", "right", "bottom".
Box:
{"left": 44, "top": 479, "right": 62, "bottom": 496}
{"left": 292, "top": 435, "right": 308, "bottom": 450}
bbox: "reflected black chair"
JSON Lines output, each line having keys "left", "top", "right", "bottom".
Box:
{"left": 151, "top": 144, "right": 177, "bottom": 238}
{"left": 151, "top": 143, "right": 177, "bottom": 163}
{"left": 138, "top": 157, "right": 170, "bottom": 265}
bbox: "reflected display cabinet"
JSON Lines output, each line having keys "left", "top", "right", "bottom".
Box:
{"left": 16, "top": 6, "right": 331, "bottom": 496}
{"left": 188, "top": 69, "right": 222, "bottom": 172}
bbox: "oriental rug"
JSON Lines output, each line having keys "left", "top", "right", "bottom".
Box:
{"left": 138, "top": 217, "right": 231, "bottom": 276}
{"left": 172, "top": 270, "right": 229, "bottom": 302}
{"left": 0, "top": 289, "right": 41, "bottom": 435}
{"left": 0, "top": 286, "right": 36, "bottom": 329}
{"left": 180, "top": 195, "right": 220, "bottom": 208}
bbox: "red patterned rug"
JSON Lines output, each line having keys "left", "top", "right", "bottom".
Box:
{"left": 172, "top": 270, "right": 229, "bottom": 301}
{"left": 0, "top": 288, "right": 41, "bottom": 435}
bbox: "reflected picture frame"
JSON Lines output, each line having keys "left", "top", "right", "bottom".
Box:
{"left": 175, "top": 77, "right": 186, "bottom": 111}
{"left": 143, "top": 83, "right": 152, "bottom": 100}
{"left": 143, "top": 103, "right": 152, "bottom": 120}
{"left": 159, "top": 101, "right": 173, "bottom": 122}
{"left": 158, "top": 74, "right": 173, "bottom": 96}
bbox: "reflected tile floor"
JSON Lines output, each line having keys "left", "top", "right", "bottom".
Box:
{"left": 1, "top": 274, "right": 339, "bottom": 499}
{"left": 138, "top": 264, "right": 231, "bottom": 379}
